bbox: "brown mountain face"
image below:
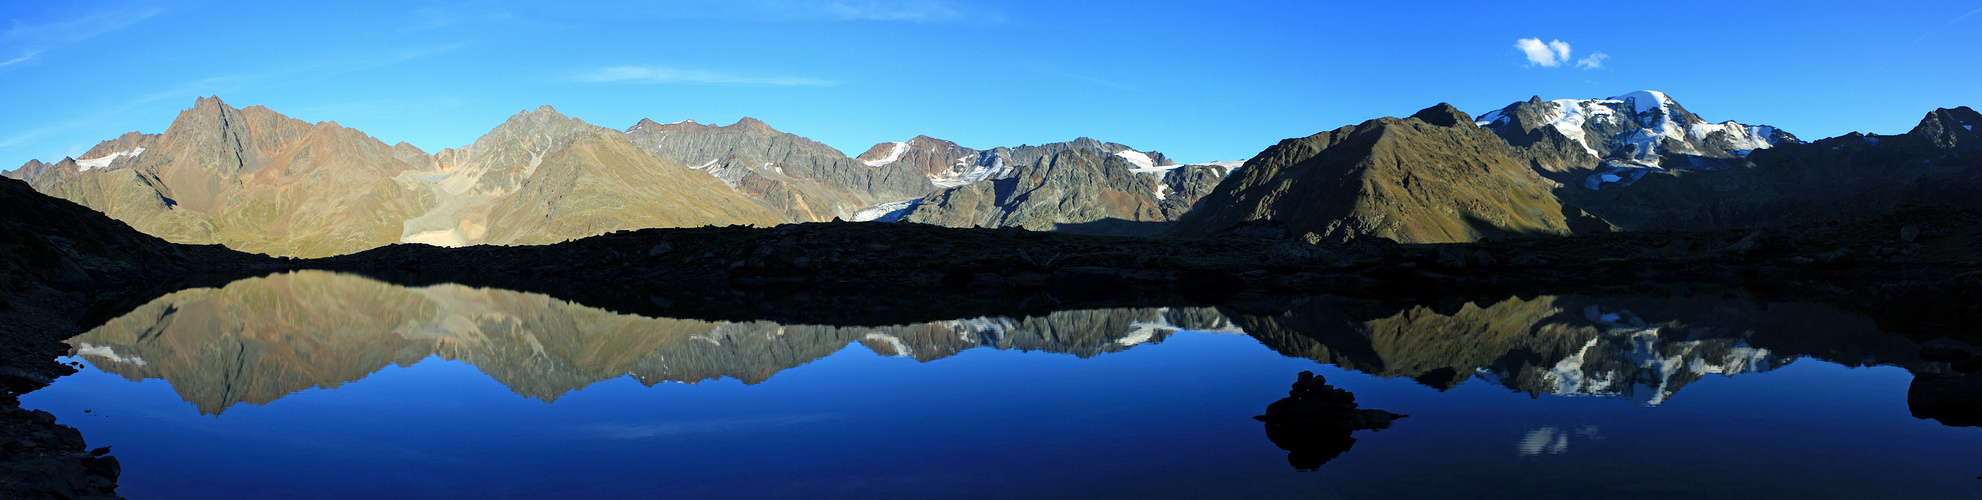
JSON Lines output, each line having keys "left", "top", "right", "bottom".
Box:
{"left": 12, "top": 99, "right": 785, "bottom": 257}
{"left": 1170, "top": 104, "right": 1582, "bottom": 243}
{"left": 401, "top": 107, "right": 782, "bottom": 246}
{"left": 622, "top": 118, "right": 936, "bottom": 222}
{"left": 478, "top": 134, "right": 785, "bottom": 245}
{"left": 10, "top": 97, "right": 431, "bottom": 257}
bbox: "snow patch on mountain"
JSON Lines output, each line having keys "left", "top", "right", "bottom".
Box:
{"left": 74, "top": 147, "right": 145, "bottom": 171}
{"left": 931, "top": 154, "right": 1008, "bottom": 188}
{"left": 852, "top": 199, "right": 919, "bottom": 222}
{"left": 862, "top": 141, "right": 910, "bottom": 167}
{"left": 1114, "top": 149, "right": 1155, "bottom": 170}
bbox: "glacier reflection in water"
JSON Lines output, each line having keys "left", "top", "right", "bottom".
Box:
{"left": 22, "top": 270, "right": 1982, "bottom": 499}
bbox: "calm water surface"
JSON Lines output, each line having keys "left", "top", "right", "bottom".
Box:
{"left": 20, "top": 271, "right": 1982, "bottom": 499}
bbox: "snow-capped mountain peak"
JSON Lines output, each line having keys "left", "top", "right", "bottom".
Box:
{"left": 1474, "top": 91, "right": 1800, "bottom": 190}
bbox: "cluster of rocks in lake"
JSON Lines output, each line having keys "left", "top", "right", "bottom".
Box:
{"left": 1255, "top": 371, "right": 1406, "bottom": 470}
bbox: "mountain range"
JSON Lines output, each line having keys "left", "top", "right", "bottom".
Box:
{"left": 8, "top": 92, "right": 1979, "bottom": 256}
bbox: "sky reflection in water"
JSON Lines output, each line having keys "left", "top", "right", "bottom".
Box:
{"left": 20, "top": 271, "right": 1982, "bottom": 499}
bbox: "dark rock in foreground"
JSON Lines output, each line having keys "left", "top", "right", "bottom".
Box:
{"left": 1254, "top": 371, "right": 1406, "bottom": 470}
{"left": 0, "top": 404, "right": 119, "bottom": 499}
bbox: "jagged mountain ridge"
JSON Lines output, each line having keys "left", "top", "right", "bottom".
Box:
{"left": 9, "top": 99, "right": 786, "bottom": 257}
{"left": 13, "top": 91, "right": 1978, "bottom": 252}
{"left": 1476, "top": 90, "right": 1799, "bottom": 189}
{"left": 9, "top": 98, "right": 1223, "bottom": 253}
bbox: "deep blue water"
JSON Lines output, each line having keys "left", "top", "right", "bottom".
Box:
{"left": 18, "top": 273, "right": 1982, "bottom": 499}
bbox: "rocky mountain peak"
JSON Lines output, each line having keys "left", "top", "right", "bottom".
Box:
{"left": 731, "top": 117, "right": 776, "bottom": 134}
{"left": 191, "top": 95, "right": 228, "bottom": 113}
{"left": 507, "top": 105, "right": 575, "bottom": 123}
{"left": 1908, "top": 106, "right": 1981, "bottom": 149}
{"left": 1409, "top": 103, "right": 1474, "bottom": 128}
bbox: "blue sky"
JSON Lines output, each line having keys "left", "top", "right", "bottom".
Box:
{"left": 3, "top": 0, "right": 1979, "bottom": 167}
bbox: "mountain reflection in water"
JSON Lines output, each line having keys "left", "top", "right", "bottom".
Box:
{"left": 65, "top": 270, "right": 1938, "bottom": 416}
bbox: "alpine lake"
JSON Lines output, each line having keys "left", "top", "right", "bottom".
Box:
{"left": 19, "top": 270, "right": 1982, "bottom": 499}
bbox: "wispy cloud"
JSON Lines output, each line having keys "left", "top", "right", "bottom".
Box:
{"left": 1576, "top": 52, "right": 1608, "bottom": 69}
{"left": 573, "top": 65, "right": 835, "bottom": 86}
{"left": 1913, "top": 6, "right": 1982, "bottom": 44}
{"left": 0, "top": 50, "right": 39, "bottom": 69}
{"left": 1, "top": 6, "right": 163, "bottom": 70}
{"left": 1514, "top": 38, "right": 1571, "bottom": 67}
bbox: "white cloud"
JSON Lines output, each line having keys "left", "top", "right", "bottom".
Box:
{"left": 1516, "top": 38, "right": 1604, "bottom": 69}
{"left": 1514, "top": 37, "right": 1568, "bottom": 67}
{"left": 573, "top": 65, "right": 834, "bottom": 86}
{"left": 0, "top": 7, "right": 162, "bottom": 70}
{"left": 1576, "top": 52, "right": 1609, "bottom": 69}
